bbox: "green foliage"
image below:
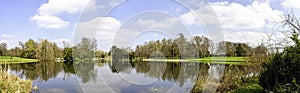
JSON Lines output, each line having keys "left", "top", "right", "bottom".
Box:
{"left": 135, "top": 33, "right": 212, "bottom": 59}
{"left": 36, "top": 39, "right": 55, "bottom": 61}
{"left": 73, "top": 37, "right": 97, "bottom": 62}
{"left": 259, "top": 13, "right": 300, "bottom": 92}
{"left": 0, "top": 42, "right": 7, "bottom": 56}
{"left": 63, "top": 47, "right": 73, "bottom": 62}
{"left": 230, "top": 78, "right": 263, "bottom": 93}
{"left": 110, "top": 46, "right": 128, "bottom": 61}
{"left": 25, "top": 39, "right": 38, "bottom": 59}
{"left": 235, "top": 43, "right": 248, "bottom": 57}
{"left": 259, "top": 45, "right": 300, "bottom": 92}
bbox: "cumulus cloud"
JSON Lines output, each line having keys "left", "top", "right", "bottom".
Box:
{"left": 180, "top": 1, "right": 283, "bottom": 29}
{"left": 31, "top": 0, "right": 91, "bottom": 29}
{"left": 178, "top": 1, "right": 284, "bottom": 45}
{"left": 38, "top": 0, "right": 90, "bottom": 15}
{"left": 75, "top": 17, "right": 121, "bottom": 51}
{"left": 30, "top": 15, "right": 69, "bottom": 29}
{"left": 179, "top": 12, "right": 201, "bottom": 26}
{"left": 210, "top": 1, "right": 283, "bottom": 30}
{"left": 137, "top": 18, "right": 177, "bottom": 29}
{"left": 282, "top": 0, "right": 300, "bottom": 9}
{"left": 224, "top": 31, "right": 268, "bottom": 45}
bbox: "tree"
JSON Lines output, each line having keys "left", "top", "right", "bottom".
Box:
{"left": 253, "top": 44, "right": 268, "bottom": 56}
{"left": 63, "top": 47, "right": 73, "bottom": 62}
{"left": 160, "top": 38, "right": 172, "bottom": 57}
{"left": 36, "top": 39, "right": 55, "bottom": 61}
{"left": 23, "top": 39, "right": 38, "bottom": 59}
{"left": 259, "top": 13, "right": 300, "bottom": 92}
{"left": 0, "top": 42, "right": 7, "bottom": 56}
{"left": 110, "top": 46, "right": 127, "bottom": 61}
{"left": 52, "top": 42, "right": 62, "bottom": 58}
{"left": 174, "top": 33, "right": 187, "bottom": 58}
{"left": 235, "top": 43, "right": 247, "bottom": 56}
{"left": 73, "top": 37, "right": 97, "bottom": 62}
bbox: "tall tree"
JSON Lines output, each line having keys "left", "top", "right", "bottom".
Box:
{"left": 235, "top": 43, "right": 247, "bottom": 57}
{"left": 73, "top": 37, "right": 97, "bottom": 61}
{"left": 36, "top": 39, "right": 55, "bottom": 61}
{"left": 0, "top": 42, "right": 7, "bottom": 56}
{"left": 52, "top": 42, "right": 62, "bottom": 58}
{"left": 23, "top": 39, "right": 38, "bottom": 59}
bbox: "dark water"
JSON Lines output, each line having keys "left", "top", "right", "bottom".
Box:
{"left": 1, "top": 61, "right": 256, "bottom": 93}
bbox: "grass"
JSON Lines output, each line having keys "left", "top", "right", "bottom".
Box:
{"left": 0, "top": 56, "right": 38, "bottom": 64}
{"left": 143, "top": 57, "right": 247, "bottom": 65}
{"left": 0, "top": 70, "right": 32, "bottom": 93}
{"left": 189, "top": 57, "right": 246, "bottom": 62}
{"left": 230, "top": 78, "right": 263, "bottom": 93}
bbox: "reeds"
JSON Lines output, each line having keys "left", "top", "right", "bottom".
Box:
{"left": 0, "top": 68, "right": 32, "bottom": 93}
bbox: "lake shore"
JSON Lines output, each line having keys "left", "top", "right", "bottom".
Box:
{"left": 142, "top": 57, "right": 247, "bottom": 65}
{"left": 0, "top": 56, "right": 38, "bottom": 64}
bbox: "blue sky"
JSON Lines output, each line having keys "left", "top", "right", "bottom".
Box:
{"left": 1, "top": 0, "right": 300, "bottom": 51}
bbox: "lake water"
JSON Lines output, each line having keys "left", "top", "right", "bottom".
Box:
{"left": 1, "top": 61, "right": 256, "bottom": 93}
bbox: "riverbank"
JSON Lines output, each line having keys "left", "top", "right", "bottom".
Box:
{"left": 0, "top": 56, "right": 38, "bottom": 64}
{"left": 0, "top": 70, "right": 32, "bottom": 92}
{"left": 142, "top": 57, "right": 247, "bottom": 65}
{"left": 230, "top": 78, "right": 263, "bottom": 93}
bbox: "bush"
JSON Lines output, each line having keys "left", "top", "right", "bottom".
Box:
{"left": 259, "top": 43, "right": 300, "bottom": 92}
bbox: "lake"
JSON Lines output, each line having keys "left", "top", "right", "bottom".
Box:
{"left": 1, "top": 61, "right": 257, "bottom": 93}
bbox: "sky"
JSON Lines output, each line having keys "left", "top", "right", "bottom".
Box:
{"left": 1, "top": 0, "right": 300, "bottom": 51}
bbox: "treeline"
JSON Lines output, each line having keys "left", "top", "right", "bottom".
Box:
{"left": 217, "top": 41, "right": 268, "bottom": 57}
{"left": 0, "top": 39, "right": 62, "bottom": 61}
{"left": 111, "top": 33, "right": 269, "bottom": 60}
{"left": 0, "top": 37, "right": 108, "bottom": 62}
{"left": 0, "top": 34, "right": 269, "bottom": 62}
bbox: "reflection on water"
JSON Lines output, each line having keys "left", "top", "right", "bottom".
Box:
{"left": 0, "top": 61, "right": 256, "bottom": 93}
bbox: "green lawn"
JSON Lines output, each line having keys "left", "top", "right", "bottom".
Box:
{"left": 190, "top": 57, "right": 246, "bottom": 62}
{"left": 0, "top": 56, "right": 38, "bottom": 64}
{"left": 143, "top": 57, "right": 247, "bottom": 65}
{"left": 230, "top": 78, "right": 263, "bottom": 93}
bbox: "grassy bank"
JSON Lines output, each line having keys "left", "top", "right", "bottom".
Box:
{"left": 143, "top": 57, "right": 247, "bottom": 65}
{"left": 230, "top": 78, "right": 263, "bottom": 93}
{"left": 189, "top": 57, "right": 246, "bottom": 62}
{"left": 0, "top": 56, "right": 38, "bottom": 64}
{"left": 0, "top": 70, "right": 32, "bottom": 93}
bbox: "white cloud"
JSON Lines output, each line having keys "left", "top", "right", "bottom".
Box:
{"left": 224, "top": 31, "right": 268, "bottom": 45}
{"left": 210, "top": 1, "right": 283, "bottom": 30}
{"left": 179, "top": 1, "right": 283, "bottom": 29}
{"left": 2, "top": 34, "right": 14, "bottom": 38}
{"left": 32, "top": 0, "right": 91, "bottom": 29}
{"left": 75, "top": 17, "right": 121, "bottom": 51}
{"left": 38, "top": 0, "right": 90, "bottom": 16}
{"left": 282, "top": 0, "right": 300, "bottom": 9}
{"left": 30, "top": 15, "right": 69, "bottom": 29}
{"left": 179, "top": 12, "right": 200, "bottom": 26}
{"left": 137, "top": 18, "right": 177, "bottom": 29}
{"left": 179, "top": 3, "right": 218, "bottom": 25}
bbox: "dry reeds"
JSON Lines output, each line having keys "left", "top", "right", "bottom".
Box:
{"left": 0, "top": 69, "right": 32, "bottom": 93}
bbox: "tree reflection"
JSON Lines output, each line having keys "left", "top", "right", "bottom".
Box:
{"left": 73, "top": 61, "right": 97, "bottom": 83}
{"left": 109, "top": 61, "right": 203, "bottom": 87}
{"left": 6, "top": 62, "right": 61, "bottom": 81}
